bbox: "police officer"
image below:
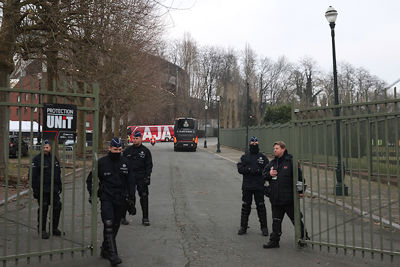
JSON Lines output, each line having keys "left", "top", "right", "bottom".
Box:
{"left": 237, "top": 136, "right": 269, "bottom": 236}
{"left": 86, "top": 137, "right": 136, "bottom": 266}
{"left": 31, "top": 140, "right": 62, "bottom": 239}
{"left": 122, "top": 131, "right": 153, "bottom": 226}
{"left": 263, "top": 141, "right": 308, "bottom": 249}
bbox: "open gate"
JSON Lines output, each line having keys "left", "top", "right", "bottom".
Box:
{"left": 0, "top": 76, "right": 99, "bottom": 266}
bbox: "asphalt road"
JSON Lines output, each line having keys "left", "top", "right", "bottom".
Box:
{"left": 16, "top": 139, "right": 395, "bottom": 267}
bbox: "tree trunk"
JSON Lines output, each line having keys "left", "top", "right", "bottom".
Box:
{"left": 105, "top": 112, "right": 112, "bottom": 141}
{"left": 98, "top": 110, "right": 104, "bottom": 151}
{"left": 113, "top": 113, "right": 120, "bottom": 138}
{"left": 76, "top": 82, "right": 85, "bottom": 158}
{"left": 0, "top": 1, "right": 18, "bottom": 179}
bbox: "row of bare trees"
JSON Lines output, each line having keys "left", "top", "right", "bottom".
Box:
{"left": 166, "top": 34, "right": 388, "bottom": 128}
{"left": 0, "top": 0, "right": 167, "bottom": 178}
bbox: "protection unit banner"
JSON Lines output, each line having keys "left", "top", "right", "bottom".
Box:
{"left": 43, "top": 104, "right": 77, "bottom": 141}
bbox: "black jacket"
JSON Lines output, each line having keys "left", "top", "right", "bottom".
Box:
{"left": 264, "top": 150, "right": 303, "bottom": 206}
{"left": 122, "top": 144, "right": 153, "bottom": 182}
{"left": 237, "top": 151, "right": 269, "bottom": 191}
{"left": 31, "top": 153, "right": 62, "bottom": 195}
{"left": 86, "top": 153, "right": 135, "bottom": 204}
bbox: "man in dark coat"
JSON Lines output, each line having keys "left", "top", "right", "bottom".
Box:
{"left": 121, "top": 131, "right": 153, "bottom": 226}
{"left": 237, "top": 136, "right": 269, "bottom": 236}
{"left": 86, "top": 137, "right": 136, "bottom": 266}
{"left": 31, "top": 139, "right": 62, "bottom": 239}
{"left": 263, "top": 141, "right": 308, "bottom": 249}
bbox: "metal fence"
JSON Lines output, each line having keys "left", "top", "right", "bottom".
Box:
{"left": 221, "top": 92, "right": 400, "bottom": 259}
{"left": 0, "top": 78, "right": 99, "bottom": 266}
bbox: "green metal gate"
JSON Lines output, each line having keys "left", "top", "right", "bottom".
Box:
{"left": 292, "top": 92, "right": 400, "bottom": 260}
{"left": 220, "top": 92, "right": 400, "bottom": 260}
{"left": 0, "top": 77, "right": 99, "bottom": 266}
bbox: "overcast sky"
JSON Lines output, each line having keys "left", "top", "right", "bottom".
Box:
{"left": 165, "top": 0, "right": 400, "bottom": 87}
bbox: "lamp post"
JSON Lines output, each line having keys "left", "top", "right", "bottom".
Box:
{"left": 204, "top": 105, "right": 208, "bottom": 148}
{"left": 245, "top": 82, "right": 249, "bottom": 153}
{"left": 325, "top": 6, "right": 348, "bottom": 196}
{"left": 216, "top": 96, "right": 221, "bottom": 153}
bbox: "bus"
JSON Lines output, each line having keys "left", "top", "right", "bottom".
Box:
{"left": 173, "top": 118, "right": 198, "bottom": 151}
{"left": 127, "top": 125, "right": 174, "bottom": 143}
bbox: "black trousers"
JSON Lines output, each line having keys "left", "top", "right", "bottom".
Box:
{"left": 137, "top": 183, "right": 149, "bottom": 219}
{"left": 36, "top": 193, "right": 62, "bottom": 231}
{"left": 121, "top": 183, "right": 149, "bottom": 219}
{"left": 270, "top": 204, "right": 305, "bottom": 241}
{"left": 240, "top": 189, "right": 267, "bottom": 228}
{"left": 101, "top": 199, "right": 123, "bottom": 249}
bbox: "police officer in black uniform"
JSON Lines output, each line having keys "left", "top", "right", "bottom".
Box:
{"left": 263, "top": 141, "right": 308, "bottom": 249}
{"left": 237, "top": 136, "right": 269, "bottom": 236}
{"left": 86, "top": 137, "right": 136, "bottom": 266}
{"left": 122, "top": 131, "right": 153, "bottom": 226}
{"left": 31, "top": 139, "right": 62, "bottom": 239}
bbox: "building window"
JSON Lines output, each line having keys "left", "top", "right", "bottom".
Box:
{"left": 17, "top": 96, "right": 21, "bottom": 102}
{"left": 34, "top": 108, "right": 38, "bottom": 113}
{"left": 25, "top": 94, "right": 29, "bottom": 101}
{"left": 35, "top": 94, "right": 38, "bottom": 99}
{"left": 24, "top": 107, "right": 28, "bottom": 114}
{"left": 86, "top": 122, "right": 90, "bottom": 128}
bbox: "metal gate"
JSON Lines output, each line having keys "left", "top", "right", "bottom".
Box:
{"left": 220, "top": 91, "right": 400, "bottom": 260}
{"left": 0, "top": 77, "right": 99, "bottom": 266}
{"left": 292, "top": 91, "right": 400, "bottom": 260}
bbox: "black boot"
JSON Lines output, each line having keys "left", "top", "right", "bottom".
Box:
{"left": 142, "top": 218, "right": 150, "bottom": 226}
{"left": 263, "top": 239, "right": 280, "bottom": 248}
{"left": 261, "top": 227, "right": 269, "bottom": 236}
{"left": 104, "top": 220, "right": 122, "bottom": 265}
{"left": 52, "top": 200, "right": 63, "bottom": 236}
{"left": 237, "top": 226, "right": 247, "bottom": 235}
{"left": 263, "top": 232, "right": 280, "bottom": 249}
{"left": 256, "top": 202, "right": 268, "bottom": 236}
{"left": 41, "top": 231, "right": 50, "bottom": 239}
{"left": 239, "top": 202, "right": 251, "bottom": 235}
{"left": 121, "top": 217, "right": 129, "bottom": 225}
{"left": 140, "top": 195, "right": 149, "bottom": 226}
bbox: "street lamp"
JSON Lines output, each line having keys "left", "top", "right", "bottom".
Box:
{"left": 216, "top": 96, "right": 221, "bottom": 153}
{"left": 204, "top": 105, "right": 208, "bottom": 148}
{"left": 325, "top": 6, "right": 348, "bottom": 196}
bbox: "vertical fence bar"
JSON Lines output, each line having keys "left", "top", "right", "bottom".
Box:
{"left": 316, "top": 123, "right": 322, "bottom": 250}
{"left": 324, "top": 121, "right": 330, "bottom": 252}
{"left": 15, "top": 89, "right": 23, "bottom": 263}
{"left": 374, "top": 116, "right": 384, "bottom": 260}
{"left": 348, "top": 120, "right": 355, "bottom": 255}
{"left": 292, "top": 121, "right": 301, "bottom": 246}
{"left": 332, "top": 118, "right": 338, "bottom": 253}
{"left": 308, "top": 123, "right": 314, "bottom": 248}
{"left": 340, "top": 119, "right": 346, "bottom": 254}
{"left": 81, "top": 84, "right": 87, "bottom": 256}
{"left": 91, "top": 83, "right": 99, "bottom": 257}
{"left": 2, "top": 77, "right": 11, "bottom": 267}
{"left": 384, "top": 114, "right": 393, "bottom": 260}
{"left": 366, "top": 118, "right": 374, "bottom": 259}
{"left": 27, "top": 79, "right": 36, "bottom": 264}
{"left": 395, "top": 89, "right": 400, "bottom": 261}
{"left": 357, "top": 119, "right": 365, "bottom": 257}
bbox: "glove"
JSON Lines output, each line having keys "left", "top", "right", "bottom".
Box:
{"left": 144, "top": 176, "right": 151, "bottom": 186}
{"left": 126, "top": 197, "right": 136, "bottom": 215}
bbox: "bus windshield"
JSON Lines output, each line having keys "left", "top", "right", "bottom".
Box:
{"left": 176, "top": 119, "right": 195, "bottom": 129}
